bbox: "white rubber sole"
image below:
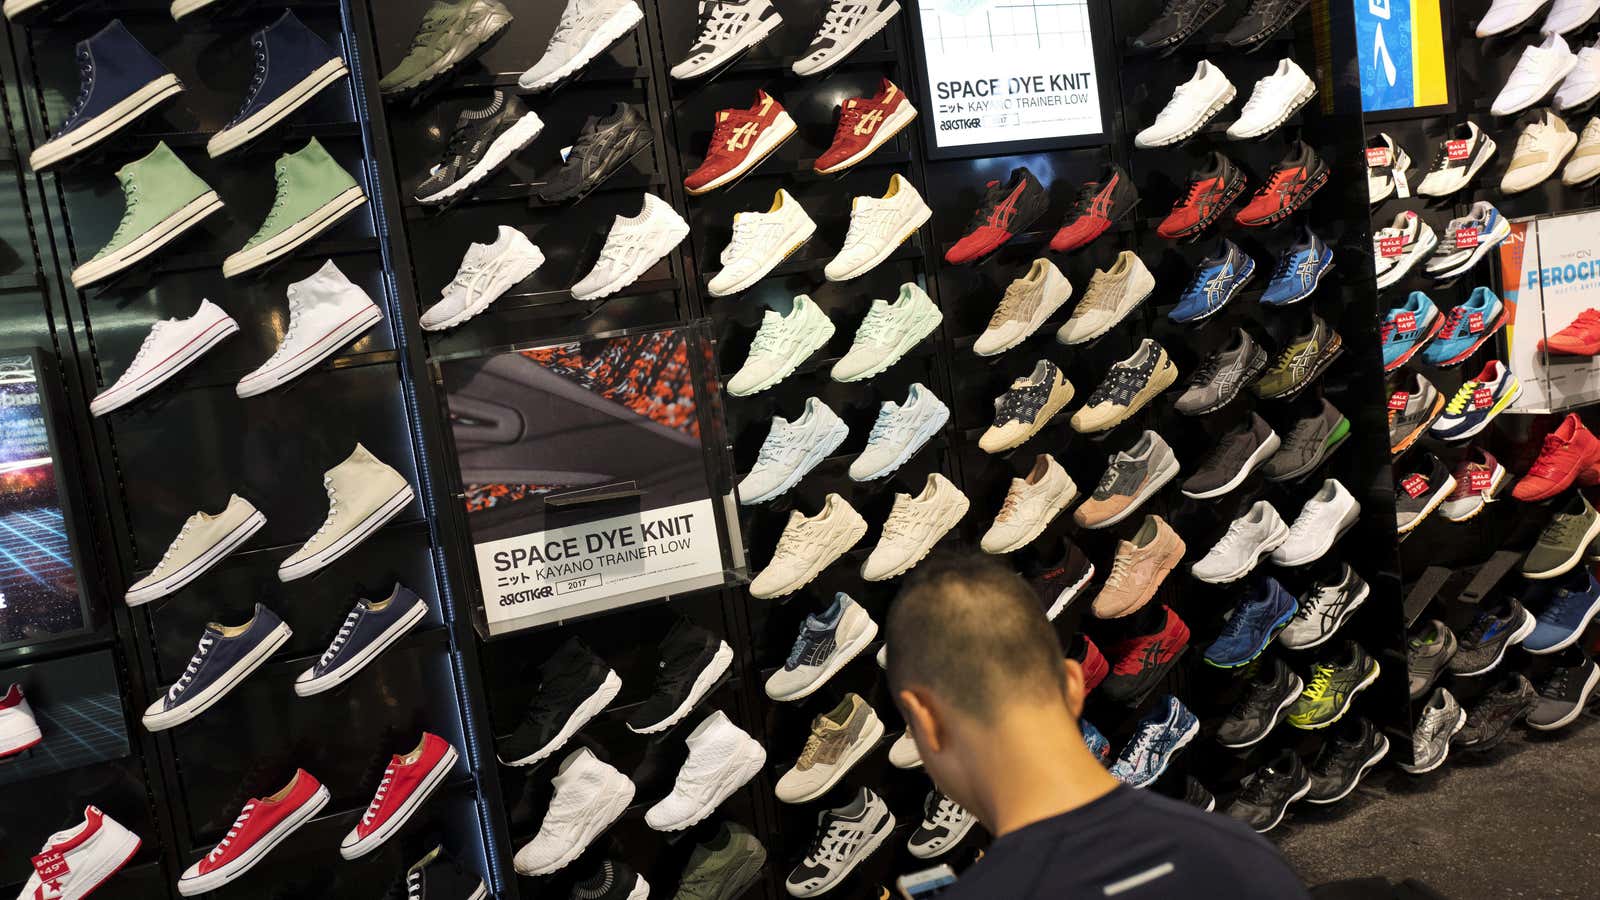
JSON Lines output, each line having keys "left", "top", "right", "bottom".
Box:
{"left": 1135, "top": 83, "right": 1237, "bottom": 148}
{"left": 92, "top": 314, "right": 240, "bottom": 416}
{"left": 171, "top": 0, "right": 223, "bottom": 18}
{"left": 422, "top": 248, "right": 545, "bottom": 331}
{"left": 1399, "top": 709, "right": 1466, "bottom": 774}
{"left": 824, "top": 200, "right": 930, "bottom": 282}
{"left": 56, "top": 824, "right": 141, "bottom": 899}
{"left": 1502, "top": 132, "right": 1578, "bottom": 191}
{"left": 908, "top": 810, "right": 975, "bottom": 859}
{"left": 223, "top": 186, "right": 366, "bottom": 278}
{"left": 832, "top": 305, "right": 942, "bottom": 383}
{"left": 1425, "top": 217, "right": 1513, "bottom": 280}
{"left": 650, "top": 739, "right": 767, "bottom": 830}
{"left": 1281, "top": 581, "right": 1370, "bottom": 651}
{"left": 1182, "top": 432, "right": 1281, "bottom": 500}
{"left": 980, "top": 480, "right": 1078, "bottom": 554}
{"left": 340, "top": 745, "right": 457, "bottom": 859}
{"left": 179, "top": 785, "right": 329, "bottom": 895}
{"left": 787, "top": 811, "right": 895, "bottom": 897}
{"left": 209, "top": 58, "right": 348, "bottom": 158}
{"left": 125, "top": 510, "right": 266, "bottom": 606}
{"left": 1440, "top": 464, "right": 1509, "bottom": 523}
{"left": 236, "top": 302, "right": 384, "bottom": 398}
{"left": 623, "top": 876, "right": 649, "bottom": 900}
{"left": 1433, "top": 379, "right": 1521, "bottom": 442}
{"left": 1296, "top": 661, "right": 1381, "bottom": 730}
{"left": 1306, "top": 735, "right": 1390, "bottom": 804}
{"left": 293, "top": 598, "right": 429, "bottom": 697}
{"left": 793, "top": 2, "right": 900, "bottom": 76}
{"left": 766, "top": 621, "right": 880, "bottom": 702}
{"left": 278, "top": 483, "right": 415, "bottom": 582}
{"left": 1193, "top": 519, "right": 1291, "bottom": 584}
{"left": 0, "top": 717, "right": 42, "bottom": 756}
{"left": 974, "top": 283, "right": 1074, "bottom": 357}
{"left": 727, "top": 318, "right": 834, "bottom": 397}
{"left": 740, "top": 419, "right": 849, "bottom": 505}
{"left": 1397, "top": 474, "right": 1457, "bottom": 535}
{"left": 1375, "top": 227, "right": 1438, "bottom": 290}
{"left": 1080, "top": 456, "right": 1179, "bottom": 530}
{"left": 1252, "top": 778, "right": 1312, "bottom": 833}
{"left": 499, "top": 670, "right": 621, "bottom": 765}
{"left": 1227, "top": 80, "right": 1316, "bottom": 140}
{"left": 689, "top": 111, "right": 797, "bottom": 195}
{"left": 861, "top": 495, "right": 969, "bottom": 582}
{"left": 1525, "top": 593, "right": 1600, "bottom": 655}
{"left": 73, "top": 191, "right": 225, "bottom": 288}
{"left": 708, "top": 217, "right": 817, "bottom": 297}
{"left": 1523, "top": 512, "right": 1600, "bottom": 579}
{"left": 572, "top": 219, "right": 690, "bottom": 301}
{"left": 816, "top": 98, "right": 917, "bottom": 174}
{"left": 628, "top": 642, "right": 733, "bottom": 734}
{"left": 1219, "top": 673, "right": 1303, "bottom": 749}
{"left": 1418, "top": 137, "right": 1497, "bottom": 197}
{"left": 32, "top": 74, "right": 185, "bottom": 170}
{"left": 144, "top": 621, "right": 292, "bottom": 731}
{"left": 849, "top": 405, "right": 948, "bottom": 482}
{"left": 415, "top": 111, "right": 545, "bottom": 204}
{"left": 777, "top": 715, "right": 884, "bottom": 804}
{"left": 1057, "top": 271, "right": 1155, "bottom": 345}
{"left": 514, "top": 777, "right": 633, "bottom": 876}
{"left": 671, "top": 14, "right": 781, "bottom": 80}
{"left": 1045, "top": 563, "right": 1095, "bottom": 621}
{"left": 1271, "top": 502, "right": 1360, "bottom": 567}
{"left": 750, "top": 516, "right": 867, "bottom": 599}
{"left": 1527, "top": 664, "right": 1600, "bottom": 730}
{"left": 1453, "top": 609, "right": 1536, "bottom": 676}
{"left": 519, "top": 4, "right": 644, "bottom": 91}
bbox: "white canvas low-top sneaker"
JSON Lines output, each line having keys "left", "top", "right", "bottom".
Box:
{"left": 237, "top": 260, "right": 382, "bottom": 398}
{"left": 571, "top": 193, "right": 689, "bottom": 300}
{"left": 824, "top": 173, "right": 931, "bottom": 281}
{"left": 92, "top": 299, "right": 238, "bottom": 416}
{"left": 708, "top": 189, "right": 817, "bottom": 296}
{"left": 421, "top": 226, "right": 544, "bottom": 331}
{"left": 1135, "top": 60, "right": 1236, "bottom": 148}
{"left": 126, "top": 494, "right": 266, "bottom": 605}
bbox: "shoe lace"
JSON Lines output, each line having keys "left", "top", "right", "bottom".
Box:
{"left": 169, "top": 634, "right": 216, "bottom": 702}
{"left": 1086, "top": 365, "right": 1144, "bottom": 406}
{"left": 966, "top": 182, "right": 1009, "bottom": 230}
{"left": 1529, "top": 434, "right": 1570, "bottom": 479}
{"left": 1292, "top": 582, "right": 1338, "bottom": 622}
{"left": 1232, "top": 674, "right": 1281, "bottom": 719}
{"left": 754, "top": 428, "right": 798, "bottom": 468}
{"left": 879, "top": 501, "right": 917, "bottom": 542}
{"left": 986, "top": 282, "right": 1029, "bottom": 328}
{"left": 1302, "top": 662, "right": 1335, "bottom": 700}
{"left": 1215, "top": 603, "right": 1264, "bottom": 643}
{"left": 997, "top": 488, "right": 1023, "bottom": 521}
{"left": 1093, "top": 458, "right": 1128, "bottom": 494}
{"left": 1544, "top": 513, "right": 1584, "bottom": 545}
{"left": 1444, "top": 379, "right": 1483, "bottom": 416}
{"left": 722, "top": 217, "right": 761, "bottom": 261}
{"left": 1068, "top": 181, "right": 1103, "bottom": 218}
{"left": 1541, "top": 667, "right": 1573, "bottom": 698}
{"left": 259, "top": 164, "right": 291, "bottom": 233}
{"left": 408, "top": 4, "right": 454, "bottom": 48}
{"left": 1440, "top": 306, "right": 1469, "bottom": 336}
{"left": 57, "top": 47, "right": 93, "bottom": 132}
{"left": 1237, "top": 773, "right": 1277, "bottom": 805}
{"left": 866, "top": 406, "right": 906, "bottom": 445}
{"left": 995, "top": 388, "right": 1036, "bottom": 425}
{"left": 694, "top": 1, "right": 745, "bottom": 41}
{"left": 361, "top": 763, "right": 396, "bottom": 825}
{"left": 406, "top": 870, "right": 423, "bottom": 900}
{"left": 105, "top": 174, "right": 145, "bottom": 247}
{"left": 785, "top": 625, "right": 825, "bottom": 669}
{"left": 817, "top": 0, "right": 862, "bottom": 41}
{"left": 150, "top": 512, "right": 194, "bottom": 575}
{"left": 927, "top": 792, "right": 965, "bottom": 827}
{"left": 281, "top": 288, "right": 306, "bottom": 345}
{"left": 1379, "top": 319, "right": 1398, "bottom": 342}
{"left": 1106, "top": 549, "right": 1135, "bottom": 589}
{"left": 807, "top": 818, "right": 852, "bottom": 863}
{"left": 318, "top": 607, "right": 362, "bottom": 668}
{"left": 229, "top": 36, "right": 270, "bottom": 124}
{"left": 854, "top": 306, "right": 897, "bottom": 345}
{"left": 1463, "top": 610, "right": 1501, "bottom": 643}
{"left": 797, "top": 728, "right": 828, "bottom": 768}
{"left": 1186, "top": 351, "right": 1224, "bottom": 388}
{"left": 311, "top": 475, "right": 340, "bottom": 540}
{"left": 209, "top": 800, "right": 257, "bottom": 862}
{"left": 1210, "top": 519, "right": 1262, "bottom": 562}
{"left": 747, "top": 319, "right": 788, "bottom": 356}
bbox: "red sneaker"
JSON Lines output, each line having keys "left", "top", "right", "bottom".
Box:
{"left": 944, "top": 166, "right": 1049, "bottom": 264}
{"left": 341, "top": 732, "right": 459, "bottom": 860}
{"left": 1100, "top": 606, "right": 1190, "bottom": 704}
{"left": 684, "top": 90, "right": 797, "bottom": 195}
{"left": 815, "top": 78, "right": 918, "bottom": 175}
{"left": 181, "top": 770, "right": 329, "bottom": 894}
{"left": 1050, "top": 164, "right": 1140, "bottom": 252}
{"left": 0, "top": 683, "right": 42, "bottom": 757}
{"left": 1540, "top": 309, "right": 1600, "bottom": 356}
{"left": 1234, "top": 140, "right": 1329, "bottom": 227}
{"left": 1512, "top": 413, "right": 1600, "bottom": 501}
{"left": 1157, "top": 152, "right": 1246, "bottom": 240}
{"left": 1077, "top": 635, "right": 1109, "bottom": 695}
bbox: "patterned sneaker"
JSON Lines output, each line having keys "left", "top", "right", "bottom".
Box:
{"left": 977, "top": 360, "right": 1074, "bottom": 453}
{"left": 1455, "top": 673, "right": 1538, "bottom": 751}
{"left": 670, "top": 0, "right": 783, "bottom": 80}
{"left": 1419, "top": 287, "right": 1507, "bottom": 366}
{"left": 1387, "top": 370, "right": 1444, "bottom": 457}
{"left": 1253, "top": 314, "right": 1342, "bottom": 400}
{"left": 1447, "top": 600, "right": 1536, "bottom": 676}
{"left": 1397, "top": 687, "right": 1465, "bottom": 774}
{"left": 1174, "top": 327, "right": 1267, "bottom": 415}
{"left": 907, "top": 790, "right": 976, "bottom": 859}
{"left": 944, "top": 167, "right": 1049, "bottom": 264}
{"left": 766, "top": 593, "right": 879, "bottom": 702}
{"left": 1109, "top": 695, "right": 1200, "bottom": 787}
{"left": 1432, "top": 360, "right": 1521, "bottom": 441}
{"left": 792, "top": 0, "right": 902, "bottom": 76}
{"left": 1070, "top": 339, "right": 1178, "bottom": 433}
{"left": 785, "top": 789, "right": 895, "bottom": 897}
{"left": 412, "top": 91, "right": 543, "bottom": 204}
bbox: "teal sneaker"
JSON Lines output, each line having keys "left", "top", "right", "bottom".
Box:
{"left": 72, "top": 141, "right": 224, "bottom": 288}
{"left": 223, "top": 138, "right": 365, "bottom": 278}
{"left": 378, "top": 0, "right": 514, "bottom": 97}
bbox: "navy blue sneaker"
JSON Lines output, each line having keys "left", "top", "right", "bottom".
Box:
{"left": 1082, "top": 718, "right": 1112, "bottom": 765}
{"left": 1204, "top": 576, "right": 1298, "bottom": 668}
{"left": 1109, "top": 695, "right": 1199, "bottom": 788}
{"left": 1170, "top": 239, "right": 1255, "bottom": 323}
{"left": 30, "top": 20, "right": 184, "bottom": 171}
{"left": 1261, "top": 227, "right": 1335, "bottom": 306}
{"left": 208, "top": 11, "right": 348, "bottom": 158}
{"left": 1526, "top": 569, "right": 1600, "bottom": 655}
{"left": 293, "top": 584, "right": 429, "bottom": 697}
{"left": 142, "top": 603, "right": 292, "bottom": 731}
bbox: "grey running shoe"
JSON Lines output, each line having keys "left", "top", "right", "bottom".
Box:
{"left": 1523, "top": 491, "right": 1600, "bottom": 580}
{"left": 518, "top": 0, "right": 644, "bottom": 92}
{"left": 533, "top": 103, "right": 653, "bottom": 203}
{"left": 1398, "top": 687, "right": 1464, "bottom": 774}
{"left": 1073, "top": 430, "right": 1180, "bottom": 529}
{"left": 1175, "top": 328, "right": 1267, "bottom": 415}
{"left": 1280, "top": 563, "right": 1370, "bottom": 650}
{"left": 1387, "top": 371, "right": 1442, "bottom": 457}
{"left": 1395, "top": 452, "right": 1455, "bottom": 534}
{"left": 1526, "top": 654, "right": 1600, "bottom": 731}
{"left": 379, "top": 0, "right": 514, "bottom": 97}
{"left": 1456, "top": 673, "right": 1538, "bottom": 750}
{"left": 675, "top": 822, "right": 767, "bottom": 900}
{"left": 1447, "top": 600, "right": 1535, "bottom": 676}
{"left": 1407, "top": 619, "right": 1457, "bottom": 699}
{"left": 1263, "top": 398, "right": 1350, "bottom": 481}
{"left": 1216, "top": 657, "right": 1303, "bottom": 748}
{"left": 1305, "top": 717, "right": 1389, "bottom": 804}
{"left": 1224, "top": 749, "right": 1310, "bottom": 833}
{"left": 1180, "top": 412, "right": 1280, "bottom": 499}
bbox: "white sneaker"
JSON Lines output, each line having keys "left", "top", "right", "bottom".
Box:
{"left": 514, "top": 748, "right": 635, "bottom": 875}
{"left": 785, "top": 788, "right": 895, "bottom": 898}
{"left": 1478, "top": 0, "right": 1550, "bottom": 36}
{"left": 1226, "top": 58, "right": 1316, "bottom": 140}
{"left": 1416, "top": 121, "right": 1497, "bottom": 197}
{"left": 126, "top": 494, "right": 266, "bottom": 605}
{"left": 1545, "top": 0, "right": 1600, "bottom": 34}
{"left": 751, "top": 493, "right": 868, "bottom": 598}
{"left": 671, "top": 0, "right": 783, "bottom": 80}
{"left": 1191, "top": 500, "right": 1290, "bottom": 583}
{"left": 279, "top": 444, "right": 414, "bottom": 582}
{"left": 646, "top": 710, "right": 767, "bottom": 830}
{"left": 849, "top": 382, "right": 949, "bottom": 481}
{"left": 707, "top": 189, "right": 817, "bottom": 296}
{"left": 1373, "top": 211, "right": 1437, "bottom": 290}
{"left": 1055, "top": 250, "right": 1155, "bottom": 344}
{"left": 571, "top": 193, "right": 689, "bottom": 300}
{"left": 765, "top": 594, "right": 879, "bottom": 701}
{"left": 824, "top": 174, "right": 931, "bottom": 281}
{"left": 727, "top": 295, "right": 834, "bottom": 396}
{"left": 1492, "top": 32, "right": 1577, "bottom": 116}
{"left": 861, "top": 472, "right": 969, "bottom": 581}
{"left": 1135, "top": 60, "right": 1236, "bottom": 149}
{"left": 1367, "top": 133, "right": 1412, "bottom": 203}
{"left": 518, "top": 0, "right": 645, "bottom": 91}
{"left": 1270, "top": 478, "right": 1360, "bottom": 566}
{"left": 15, "top": 807, "right": 141, "bottom": 900}
{"left": 1557, "top": 42, "right": 1600, "bottom": 108}
{"left": 831, "top": 283, "right": 942, "bottom": 382}
{"left": 738, "top": 397, "right": 849, "bottom": 504}
{"left": 793, "top": 0, "right": 901, "bottom": 76}
{"left": 887, "top": 729, "right": 921, "bottom": 768}
{"left": 974, "top": 258, "right": 1073, "bottom": 356}
{"left": 979, "top": 454, "right": 1077, "bottom": 554}
{"left": 775, "top": 693, "right": 883, "bottom": 803}
{"left": 1564, "top": 115, "right": 1600, "bottom": 184}
{"left": 237, "top": 260, "right": 382, "bottom": 398}
{"left": 1506, "top": 112, "right": 1579, "bottom": 193}
{"left": 420, "top": 226, "right": 544, "bottom": 330}
{"left": 0, "top": 683, "right": 42, "bottom": 756}
{"left": 907, "top": 791, "right": 976, "bottom": 859}
{"left": 91, "top": 299, "right": 238, "bottom": 416}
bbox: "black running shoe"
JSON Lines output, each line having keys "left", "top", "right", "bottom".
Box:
{"left": 1028, "top": 540, "right": 1094, "bottom": 620}
{"left": 626, "top": 618, "right": 734, "bottom": 734}
{"left": 1224, "top": 748, "right": 1310, "bottom": 833}
{"left": 1304, "top": 717, "right": 1389, "bottom": 804}
{"left": 1182, "top": 776, "right": 1216, "bottom": 811}
{"left": 1129, "top": 0, "right": 1226, "bottom": 53}
{"left": 399, "top": 844, "right": 487, "bottom": 900}
{"left": 532, "top": 102, "right": 652, "bottom": 203}
{"left": 498, "top": 637, "right": 620, "bottom": 766}
{"left": 1456, "top": 673, "right": 1538, "bottom": 750}
{"left": 1527, "top": 654, "right": 1600, "bottom": 731}
{"left": 415, "top": 90, "right": 544, "bottom": 205}
{"left": 1220, "top": 0, "right": 1311, "bottom": 50}
{"left": 1216, "top": 657, "right": 1303, "bottom": 748}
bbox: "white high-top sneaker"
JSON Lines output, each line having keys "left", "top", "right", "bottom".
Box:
{"left": 15, "top": 806, "right": 142, "bottom": 899}
{"left": 979, "top": 453, "right": 1078, "bottom": 554}
{"left": 420, "top": 226, "right": 545, "bottom": 331}
{"left": 645, "top": 710, "right": 767, "bottom": 831}
{"left": 571, "top": 193, "right": 690, "bottom": 301}
{"left": 707, "top": 189, "right": 817, "bottom": 296}
{"left": 237, "top": 260, "right": 382, "bottom": 398}
{"left": 738, "top": 398, "right": 849, "bottom": 504}
{"left": 126, "top": 494, "right": 266, "bottom": 605}
{"left": 518, "top": 0, "right": 645, "bottom": 91}
{"left": 671, "top": 0, "right": 784, "bottom": 80}
{"left": 824, "top": 174, "right": 931, "bottom": 282}
{"left": 279, "top": 444, "right": 414, "bottom": 582}
{"left": 727, "top": 295, "right": 835, "bottom": 396}
{"left": 862, "top": 473, "right": 970, "bottom": 581}
{"left": 0, "top": 683, "right": 42, "bottom": 757}
{"left": 750, "top": 494, "right": 868, "bottom": 598}
{"left": 91, "top": 299, "right": 238, "bottom": 416}
{"left": 514, "top": 748, "right": 635, "bottom": 876}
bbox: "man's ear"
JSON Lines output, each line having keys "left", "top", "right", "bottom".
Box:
{"left": 897, "top": 687, "right": 943, "bottom": 755}
{"left": 1061, "top": 657, "right": 1085, "bottom": 719}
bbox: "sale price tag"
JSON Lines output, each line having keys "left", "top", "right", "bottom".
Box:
{"left": 1395, "top": 311, "right": 1417, "bottom": 332}
{"left": 1402, "top": 474, "right": 1430, "bottom": 498}
{"left": 1455, "top": 226, "right": 1481, "bottom": 249}
{"left": 1378, "top": 235, "right": 1405, "bottom": 257}
{"left": 1366, "top": 146, "right": 1391, "bottom": 168}
{"left": 1388, "top": 391, "right": 1410, "bottom": 411}
{"left": 1468, "top": 469, "right": 1493, "bottom": 491}
{"left": 31, "top": 850, "right": 69, "bottom": 881}
{"left": 1469, "top": 312, "right": 1485, "bottom": 332}
{"left": 1446, "top": 139, "right": 1471, "bottom": 161}
{"left": 1474, "top": 386, "right": 1494, "bottom": 408}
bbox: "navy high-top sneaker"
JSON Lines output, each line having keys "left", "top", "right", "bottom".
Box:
{"left": 208, "top": 10, "right": 348, "bottom": 158}
{"left": 30, "top": 20, "right": 183, "bottom": 171}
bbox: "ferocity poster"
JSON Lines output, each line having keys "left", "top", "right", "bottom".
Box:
{"left": 1504, "top": 210, "right": 1600, "bottom": 413}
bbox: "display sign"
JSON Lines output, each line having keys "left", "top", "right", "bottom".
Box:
{"left": 1503, "top": 210, "right": 1600, "bottom": 413}
{"left": 1355, "top": 0, "right": 1450, "bottom": 113}
{"left": 908, "top": 0, "right": 1108, "bottom": 158}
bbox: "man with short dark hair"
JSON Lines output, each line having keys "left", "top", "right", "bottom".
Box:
{"left": 887, "top": 553, "right": 1309, "bottom": 898}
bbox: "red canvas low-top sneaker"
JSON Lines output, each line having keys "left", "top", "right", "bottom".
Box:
{"left": 945, "top": 166, "right": 1049, "bottom": 264}
{"left": 1540, "top": 309, "right": 1600, "bottom": 356}
{"left": 17, "top": 805, "right": 141, "bottom": 900}
{"left": 1050, "top": 164, "right": 1140, "bottom": 252}
{"left": 684, "top": 90, "right": 796, "bottom": 195}
{"left": 1157, "top": 152, "right": 1247, "bottom": 240}
{"left": 341, "top": 732, "right": 459, "bottom": 860}
{"left": 0, "top": 682, "right": 42, "bottom": 757}
{"left": 815, "top": 78, "right": 918, "bottom": 175}
{"left": 180, "top": 769, "right": 329, "bottom": 896}
{"left": 1235, "top": 140, "right": 1329, "bottom": 227}
{"left": 1513, "top": 413, "right": 1600, "bottom": 501}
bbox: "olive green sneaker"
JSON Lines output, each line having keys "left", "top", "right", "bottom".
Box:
{"left": 1287, "top": 641, "right": 1380, "bottom": 729}
{"left": 379, "top": 0, "right": 514, "bottom": 97}
{"left": 674, "top": 822, "right": 767, "bottom": 900}
{"left": 72, "top": 141, "right": 224, "bottom": 288}
{"left": 1254, "top": 314, "right": 1344, "bottom": 400}
{"left": 224, "top": 138, "right": 365, "bottom": 278}
{"left": 1523, "top": 492, "right": 1600, "bottom": 580}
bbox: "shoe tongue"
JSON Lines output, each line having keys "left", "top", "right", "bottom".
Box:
{"left": 761, "top": 309, "right": 783, "bottom": 326}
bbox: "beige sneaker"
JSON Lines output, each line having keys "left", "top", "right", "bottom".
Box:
{"left": 1563, "top": 116, "right": 1600, "bottom": 185}
{"left": 1071, "top": 339, "right": 1179, "bottom": 433}
{"left": 1055, "top": 250, "right": 1155, "bottom": 345}
{"left": 887, "top": 729, "right": 922, "bottom": 768}
{"left": 973, "top": 258, "right": 1073, "bottom": 357}
{"left": 862, "top": 473, "right": 970, "bottom": 581}
{"left": 979, "top": 454, "right": 1077, "bottom": 554}
{"left": 977, "top": 360, "right": 1074, "bottom": 454}
{"left": 1503, "top": 111, "right": 1577, "bottom": 193}
{"left": 750, "top": 494, "right": 868, "bottom": 598}
{"left": 126, "top": 494, "right": 266, "bottom": 605}
{"left": 774, "top": 693, "right": 885, "bottom": 804}
{"left": 1091, "top": 515, "right": 1186, "bottom": 619}
{"left": 1074, "top": 431, "right": 1180, "bottom": 530}
{"left": 279, "top": 444, "right": 415, "bottom": 582}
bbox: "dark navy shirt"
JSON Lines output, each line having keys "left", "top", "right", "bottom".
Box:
{"left": 942, "top": 787, "right": 1311, "bottom": 899}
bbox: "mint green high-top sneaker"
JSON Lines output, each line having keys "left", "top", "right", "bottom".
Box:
{"left": 72, "top": 141, "right": 224, "bottom": 289}
{"left": 223, "top": 138, "right": 365, "bottom": 278}
{"left": 379, "top": 0, "right": 514, "bottom": 97}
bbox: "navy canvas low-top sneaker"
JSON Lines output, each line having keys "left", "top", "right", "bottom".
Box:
{"left": 294, "top": 584, "right": 429, "bottom": 697}
{"left": 144, "top": 604, "right": 292, "bottom": 731}
{"left": 1170, "top": 238, "right": 1256, "bottom": 323}
{"left": 1204, "top": 576, "right": 1299, "bottom": 667}
{"left": 1261, "top": 227, "right": 1335, "bottom": 306}
{"left": 1526, "top": 569, "right": 1600, "bottom": 654}
{"left": 30, "top": 20, "right": 184, "bottom": 170}
{"left": 208, "top": 11, "right": 348, "bottom": 158}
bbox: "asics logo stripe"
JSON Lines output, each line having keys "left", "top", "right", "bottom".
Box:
{"left": 853, "top": 109, "right": 884, "bottom": 135}
{"left": 726, "top": 122, "right": 760, "bottom": 151}
{"left": 987, "top": 182, "right": 1028, "bottom": 231}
